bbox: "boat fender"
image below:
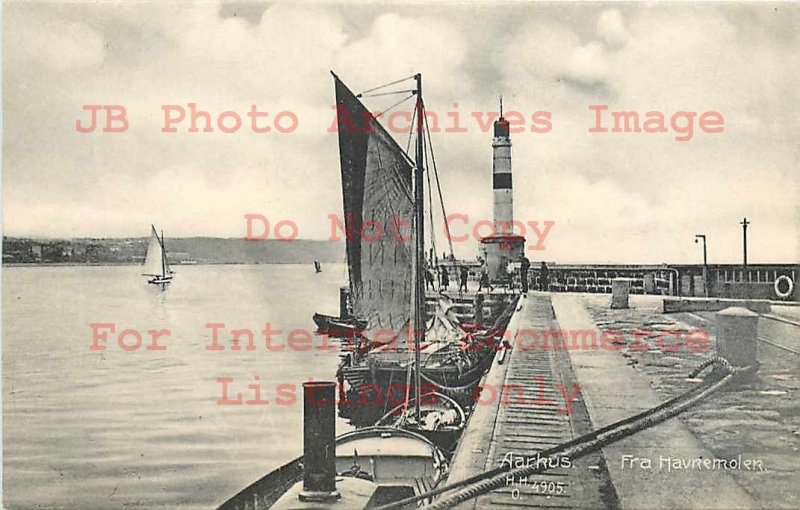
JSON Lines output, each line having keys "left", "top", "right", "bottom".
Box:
{"left": 774, "top": 275, "right": 794, "bottom": 299}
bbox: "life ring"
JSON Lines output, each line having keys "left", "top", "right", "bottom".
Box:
{"left": 774, "top": 275, "right": 794, "bottom": 299}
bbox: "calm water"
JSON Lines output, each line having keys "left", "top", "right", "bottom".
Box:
{"left": 3, "top": 264, "right": 352, "bottom": 509}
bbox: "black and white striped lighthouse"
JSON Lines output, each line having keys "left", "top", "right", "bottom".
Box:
{"left": 493, "top": 99, "right": 514, "bottom": 234}
{"left": 480, "top": 99, "right": 525, "bottom": 282}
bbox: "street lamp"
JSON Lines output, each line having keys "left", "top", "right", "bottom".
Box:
{"left": 695, "top": 234, "right": 708, "bottom": 297}
{"left": 740, "top": 218, "right": 749, "bottom": 281}
{"left": 740, "top": 217, "right": 750, "bottom": 298}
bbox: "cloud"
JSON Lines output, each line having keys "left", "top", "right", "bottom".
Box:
{"left": 493, "top": 4, "right": 798, "bottom": 262}
{"left": 5, "top": 17, "right": 105, "bottom": 71}
{"left": 499, "top": 20, "right": 614, "bottom": 101}
{"left": 562, "top": 41, "right": 610, "bottom": 88}
{"left": 3, "top": 1, "right": 798, "bottom": 264}
{"left": 596, "top": 8, "right": 629, "bottom": 48}
{"left": 335, "top": 13, "right": 470, "bottom": 101}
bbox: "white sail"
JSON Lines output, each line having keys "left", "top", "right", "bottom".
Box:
{"left": 162, "top": 235, "right": 172, "bottom": 275}
{"left": 142, "top": 227, "right": 164, "bottom": 276}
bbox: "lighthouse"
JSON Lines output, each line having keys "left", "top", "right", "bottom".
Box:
{"left": 493, "top": 99, "right": 513, "bottom": 234}
{"left": 480, "top": 99, "right": 525, "bottom": 282}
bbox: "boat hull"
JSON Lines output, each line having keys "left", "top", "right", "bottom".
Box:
{"left": 336, "top": 295, "right": 518, "bottom": 427}
{"left": 147, "top": 276, "right": 173, "bottom": 285}
{"left": 312, "top": 312, "right": 366, "bottom": 338}
{"left": 217, "top": 427, "right": 447, "bottom": 510}
{"left": 378, "top": 392, "right": 466, "bottom": 453}
{"left": 337, "top": 343, "right": 499, "bottom": 427}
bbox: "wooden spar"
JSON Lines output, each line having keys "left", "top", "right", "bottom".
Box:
{"left": 413, "top": 73, "right": 424, "bottom": 422}
{"left": 161, "top": 230, "right": 167, "bottom": 278}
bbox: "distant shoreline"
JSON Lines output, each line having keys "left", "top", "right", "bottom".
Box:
{"left": 3, "top": 262, "right": 138, "bottom": 267}
{"left": 2, "top": 261, "right": 339, "bottom": 268}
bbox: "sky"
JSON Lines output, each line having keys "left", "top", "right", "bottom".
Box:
{"left": 3, "top": 0, "right": 799, "bottom": 264}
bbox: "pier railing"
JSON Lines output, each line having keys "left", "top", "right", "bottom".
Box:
{"left": 528, "top": 263, "right": 799, "bottom": 301}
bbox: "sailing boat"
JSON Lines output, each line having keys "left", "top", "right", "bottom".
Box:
{"left": 219, "top": 73, "right": 451, "bottom": 510}
{"left": 219, "top": 71, "right": 519, "bottom": 510}
{"left": 331, "top": 72, "right": 518, "bottom": 431}
{"left": 142, "top": 225, "right": 174, "bottom": 286}
{"left": 311, "top": 71, "right": 417, "bottom": 340}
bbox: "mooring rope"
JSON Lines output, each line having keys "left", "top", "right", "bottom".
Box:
{"left": 374, "top": 357, "right": 751, "bottom": 510}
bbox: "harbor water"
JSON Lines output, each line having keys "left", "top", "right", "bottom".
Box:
{"left": 2, "top": 264, "right": 352, "bottom": 509}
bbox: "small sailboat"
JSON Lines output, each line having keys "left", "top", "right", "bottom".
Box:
{"left": 314, "top": 260, "right": 322, "bottom": 273}
{"left": 142, "top": 225, "right": 174, "bottom": 286}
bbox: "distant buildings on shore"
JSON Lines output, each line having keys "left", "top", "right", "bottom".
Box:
{"left": 2, "top": 237, "right": 343, "bottom": 265}
{"left": 3, "top": 237, "right": 148, "bottom": 264}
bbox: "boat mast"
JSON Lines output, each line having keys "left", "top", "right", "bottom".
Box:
{"left": 413, "top": 73, "right": 424, "bottom": 422}
{"left": 160, "top": 229, "right": 167, "bottom": 278}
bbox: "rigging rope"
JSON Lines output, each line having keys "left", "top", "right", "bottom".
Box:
{"left": 423, "top": 113, "right": 455, "bottom": 261}
{"left": 360, "top": 89, "right": 416, "bottom": 98}
{"left": 425, "top": 122, "right": 438, "bottom": 266}
{"left": 358, "top": 74, "right": 417, "bottom": 97}
{"left": 374, "top": 93, "right": 416, "bottom": 120}
{"left": 405, "top": 105, "right": 417, "bottom": 162}
{"left": 407, "top": 103, "right": 439, "bottom": 286}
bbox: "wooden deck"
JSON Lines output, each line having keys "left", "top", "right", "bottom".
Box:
{"left": 447, "top": 294, "right": 616, "bottom": 509}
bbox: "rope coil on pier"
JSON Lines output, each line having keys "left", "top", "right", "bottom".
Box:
{"left": 375, "top": 357, "right": 752, "bottom": 510}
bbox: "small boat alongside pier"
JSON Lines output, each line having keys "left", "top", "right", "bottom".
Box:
{"left": 218, "top": 383, "right": 449, "bottom": 510}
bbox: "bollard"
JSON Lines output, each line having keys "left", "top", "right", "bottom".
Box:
{"left": 611, "top": 278, "right": 632, "bottom": 309}
{"left": 716, "top": 307, "right": 759, "bottom": 370}
{"left": 300, "top": 381, "right": 340, "bottom": 502}
{"left": 474, "top": 293, "right": 485, "bottom": 327}
{"left": 643, "top": 273, "right": 656, "bottom": 294}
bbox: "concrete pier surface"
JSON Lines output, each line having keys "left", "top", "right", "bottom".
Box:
{"left": 448, "top": 295, "right": 617, "bottom": 509}
{"left": 582, "top": 293, "right": 799, "bottom": 508}
{"left": 447, "top": 292, "right": 800, "bottom": 509}
{"left": 551, "top": 294, "right": 755, "bottom": 509}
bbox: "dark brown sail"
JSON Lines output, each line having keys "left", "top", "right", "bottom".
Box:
{"left": 332, "top": 73, "right": 415, "bottom": 337}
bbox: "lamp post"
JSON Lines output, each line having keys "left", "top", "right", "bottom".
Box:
{"left": 740, "top": 217, "right": 750, "bottom": 298}
{"left": 740, "top": 218, "right": 749, "bottom": 281}
{"left": 695, "top": 234, "right": 708, "bottom": 297}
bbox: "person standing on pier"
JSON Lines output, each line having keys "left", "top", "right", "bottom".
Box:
{"left": 540, "top": 261, "right": 550, "bottom": 291}
{"left": 478, "top": 268, "right": 493, "bottom": 292}
{"left": 425, "top": 263, "right": 435, "bottom": 290}
{"left": 520, "top": 255, "right": 530, "bottom": 293}
{"left": 440, "top": 266, "right": 450, "bottom": 290}
{"left": 459, "top": 266, "right": 469, "bottom": 293}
